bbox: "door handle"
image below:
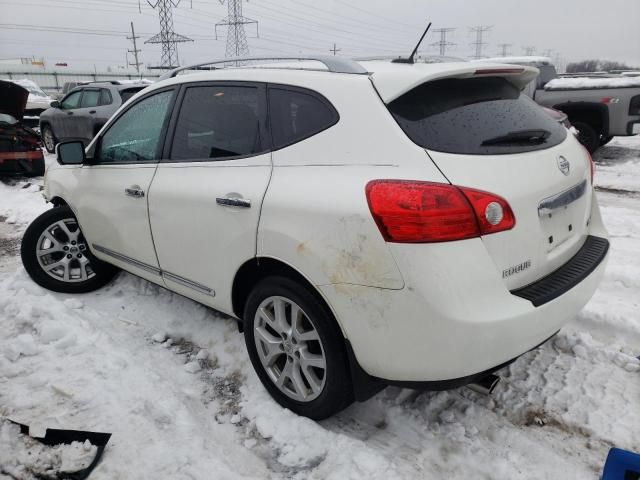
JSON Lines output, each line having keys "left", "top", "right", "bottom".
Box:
{"left": 125, "top": 185, "right": 145, "bottom": 198}
{"left": 216, "top": 196, "right": 251, "bottom": 208}
{"left": 89, "top": 110, "right": 96, "bottom": 114}
{"left": 67, "top": 111, "right": 74, "bottom": 115}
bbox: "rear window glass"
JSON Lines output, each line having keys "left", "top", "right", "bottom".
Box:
{"left": 268, "top": 87, "right": 338, "bottom": 149}
{"left": 119, "top": 87, "right": 145, "bottom": 104}
{"left": 388, "top": 77, "right": 567, "bottom": 155}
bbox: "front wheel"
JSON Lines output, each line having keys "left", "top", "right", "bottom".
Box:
{"left": 21, "top": 206, "right": 118, "bottom": 293}
{"left": 244, "top": 276, "right": 353, "bottom": 420}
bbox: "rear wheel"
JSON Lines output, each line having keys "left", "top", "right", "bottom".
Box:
{"left": 573, "top": 121, "right": 600, "bottom": 153}
{"left": 244, "top": 276, "right": 353, "bottom": 419}
{"left": 41, "top": 124, "right": 57, "bottom": 154}
{"left": 21, "top": 206, "right": 118, "bottom": 293}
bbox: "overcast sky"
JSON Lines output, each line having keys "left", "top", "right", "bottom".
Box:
{"left": 1, "top": 0, "right": 639, "bottom": 71}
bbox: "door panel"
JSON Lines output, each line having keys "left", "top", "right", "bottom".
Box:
{"left": 148, "top": 82, "right": 271, "bottom": 314}
{"left": 71, "top": 165, "right": 161, "bottom": 282}
{"left": 58, "top": 90, "right": 83, "bottom": 140}
{"left": 149, "top": 157, "right": 272, "bottom": 312}
{"left": 71, "top": 88, "right": 176, "bottom": 282}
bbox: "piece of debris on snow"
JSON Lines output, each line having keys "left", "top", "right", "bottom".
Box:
{"left": 196, "top": 349, "right": 209, "bottom": 360}
{"left": 0, "top": 419, "right": 98, "bottom": 478}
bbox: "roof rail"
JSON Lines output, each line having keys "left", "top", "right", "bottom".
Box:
{"left": 159, "top": 55, "right": 368, "bottom": 80}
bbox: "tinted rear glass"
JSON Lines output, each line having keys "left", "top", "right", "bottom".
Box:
{"left": 388, "top": 77, "right": 567, "bottom": 155}
{"left": 269, "top": 87, "right": 338, "bottom": 149}
{"left": 119, "top": 87, "right": 145, "bottom": 103}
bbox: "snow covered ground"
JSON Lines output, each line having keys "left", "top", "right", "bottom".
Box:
{"left": 1, "top": 140, "right": 639, "bottom": 479}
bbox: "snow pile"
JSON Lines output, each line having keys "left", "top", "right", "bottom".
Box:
{"left": 0, "top": 419, "right": 97, "bottom": 478}
{"left": 546, "top": 76, "right": 640, "bottom": 90}
{"left": 0, "top": 141, "right": 640, "bottom": 478}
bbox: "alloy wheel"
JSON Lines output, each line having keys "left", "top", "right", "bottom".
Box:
{"left": 43, "top": 127, "right": 55, "bottom": 152}
{"left": 253, "top": 296, "right": 327, "bottom": 402}
{"left": 35, "top": 218, "right": 95, "bottom": 283}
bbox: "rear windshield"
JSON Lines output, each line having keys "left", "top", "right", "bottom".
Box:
{"left": 119, "top": 87, "right": 146, "bottom": 104}
{"left": 388, "top": 77, "right": 567, "bottom": 155}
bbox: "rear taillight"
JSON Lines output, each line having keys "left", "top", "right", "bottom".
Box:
{"left": 365, "top": 180, "right": 515, "bottom": 243}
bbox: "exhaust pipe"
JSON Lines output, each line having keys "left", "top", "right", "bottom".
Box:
{"left": 466, "top": 374, "right": 500, "bottom": 395}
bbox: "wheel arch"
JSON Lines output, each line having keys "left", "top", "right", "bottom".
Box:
{"left": 49, "top": 196, "right": 69, "bottom": 207}
{"left": 553, "top": 101, "right": 610, "bottom": 136}
{"left": 232, "top": 257, "right": 342, "bottom": 329}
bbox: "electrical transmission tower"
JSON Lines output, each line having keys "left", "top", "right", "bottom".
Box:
{"left": 127, "top": 22, "right": 142, "bottom": 72}
{"left": 469, "top": 25, "right": 491, "bottom": 59}
{"left": 329, "top": 43, "right": 341, "bottom": 56}
{"left": 497, "top": 43, "right": 512, "bottom": 57}
{"left": 216, "top": 0, "right": 258, "bottom": 61}
{"left": 542, "top": 49, "right": 554, "bottom": 58}
{"left": 145, "top": 0, "right": 193, "bottom": 69}
{"left": 523, "top": 46, "right": 536, "bottom": 56}
{"left": 430, "top": 27, "right": 455, "bottom": 56}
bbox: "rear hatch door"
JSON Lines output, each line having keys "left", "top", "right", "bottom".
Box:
{"left": 386, "top": 72, "right": 593, "bottom": 289}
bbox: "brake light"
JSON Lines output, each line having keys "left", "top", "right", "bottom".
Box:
{"left": 365, "top": 180, "right": 515, "bottom": 243}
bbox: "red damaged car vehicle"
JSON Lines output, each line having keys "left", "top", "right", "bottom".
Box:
{"left": 0, "top": 80, "right": 45, "bottom": 177}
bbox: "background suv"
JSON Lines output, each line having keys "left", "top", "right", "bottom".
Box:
{"left": 39, "top": 81, "right": 149, "bottom": 153}
{"left": 21, "top": 56, "right": 609, "bottom": 419}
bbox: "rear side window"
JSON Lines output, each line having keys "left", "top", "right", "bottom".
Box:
{"left": 119, "top": 87, "right": 145, "bottom": 104}
{"left": 268, "top": 87, "right": 338, "bottom": 149}
{"left": 80, "top": 89, "right": 100, "bottom": 108}
{"left": 170, "top": 85, "right": 262, "bottom": 161}
{"left": 99, "top": 89, "right": 112, "bottom": 106}
{"left": 388, "top": 77, "right": 567, "bottom": 155}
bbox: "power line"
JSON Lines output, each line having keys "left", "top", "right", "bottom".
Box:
{"left": 430, "top": 27, "right": 455, "bottom": 56}
{"left": 497, "top": 43, "right": 512, "bottom": 57}
{"left": 216, "top": 0, "right": 258, "bottom": 61}
{"left": 144, "top": 0, "right": 193, "bottom": 69}
{"left": 127, "top": 21, "right": 142, "bottom": 72}
{"left": 469, "top": 25, "right": 491, "bottom": 59}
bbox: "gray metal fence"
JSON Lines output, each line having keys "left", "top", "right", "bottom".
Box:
{"left": 0, "top": 65, "right": 161, "bottom": 94}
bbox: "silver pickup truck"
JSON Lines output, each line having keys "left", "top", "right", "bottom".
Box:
{"left": 480, "top": 57, "right": 640, "bottom": 152}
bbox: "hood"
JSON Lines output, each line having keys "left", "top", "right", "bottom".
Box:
{"left": 0, "top": 80, "right": 28, "bottom": 121}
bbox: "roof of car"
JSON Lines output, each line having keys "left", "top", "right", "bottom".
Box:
{"left": 141, "top": 57, "right": 539, "bottom": 104}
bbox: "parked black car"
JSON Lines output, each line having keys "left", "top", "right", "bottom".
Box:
{"left": 39, "top": 81, "right": 149, "bottom": 153}
{"left": 0, "top": 80, "right": 45, "bottom": 177}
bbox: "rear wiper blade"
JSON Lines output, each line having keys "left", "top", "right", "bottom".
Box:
{"left": 482, "top": 129, "right": 551, "bottom": 146}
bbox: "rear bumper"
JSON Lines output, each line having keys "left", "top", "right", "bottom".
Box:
{"left": 320, "top": 194, "right": 609, "bottom": 383}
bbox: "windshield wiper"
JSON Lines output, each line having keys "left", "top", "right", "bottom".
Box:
{"left": 482, "top": 129, "right": 551, "bottom": 146}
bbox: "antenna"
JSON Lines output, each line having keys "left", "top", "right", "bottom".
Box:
{"left": 392, "top": 22, "right": 432, "bottom": 64}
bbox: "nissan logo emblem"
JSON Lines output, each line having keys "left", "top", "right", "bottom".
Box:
{"left": 557, "top": 155, "right": 570, "bottom": 176}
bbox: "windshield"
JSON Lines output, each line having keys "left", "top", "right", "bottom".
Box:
{"left": 388, "top": 76, "right": 567, "bottom": 155}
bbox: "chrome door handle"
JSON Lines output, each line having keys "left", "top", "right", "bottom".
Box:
{"left": 216, "top": 197, "right": 251, "bottom": 208}
{"left": 125, "top": 185, "right": 145, "bottom": 198}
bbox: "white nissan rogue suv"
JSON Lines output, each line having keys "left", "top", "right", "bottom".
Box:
{"left": 21, "top": 56, "right": 609, "bottom": 419}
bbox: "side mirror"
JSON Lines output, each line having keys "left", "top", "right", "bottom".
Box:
{"left": 56, "top": 141, "right": 86, "bottom": 165}
{"left": 50, "top": 100, "right": 60, "bottom": 108}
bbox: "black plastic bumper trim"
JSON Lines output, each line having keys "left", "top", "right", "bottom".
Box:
{"left": 511, "top": 235, "right": 609, "bottom": 307}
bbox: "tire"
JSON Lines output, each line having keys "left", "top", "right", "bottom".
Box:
{"left": 41, "top": 124, "right": 57, "bottom": 154}
{"left": 572, "top": 121, "right": 600, "bottom": 153}
{"left": 21, "top": 206, "right": 118, "bottom": 293}
{"left": 24, "top": 157, "right": 45, "bottom": 177}
{"left": 244, "top": 275, "right": 353, "bottom": 419}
